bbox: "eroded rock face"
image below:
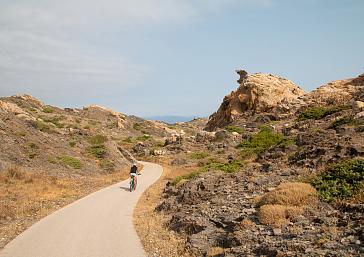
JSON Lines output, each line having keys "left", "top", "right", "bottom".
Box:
{"left": 205, "top": 72, "right": 305, "bottom": 131}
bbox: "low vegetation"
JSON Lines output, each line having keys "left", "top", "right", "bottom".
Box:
{"left": 329, "top": 116, "right": 364, "bottom": 129}
{"left": 190, "top": 152, "right": 209, "bottom": 160}
{"left": 172, "top": 160, "right": 244, "bottom": 185}
{"left": 42, "top": 107, "right": 54, "bottom": 113}
{"left": 238, "top": 126, "right": 285, "bottom": 158}
{"left": 311, "top": 159, "right": 364, "bottom": 202}
{"left": 297, "top": 105, "right": 351, "bottom": 121}
{"left": 87, "top": 145, "right": 107, "bottom": 159}
{"left": 57, "top": 155, "right": 83, "bottom": 169}
{"left": 225, "top": 125, "right": 244, "bottom": 134}
{"left": 257, "top": 182, "right": 317, "bottom": 226}
{"left": 88, "top": 134, "right": 108, "bottom": 145}
{"left": 34, "top": 120, "right": 51, "bottom": 132}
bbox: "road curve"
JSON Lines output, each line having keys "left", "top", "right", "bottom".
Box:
{"left": 0, "top": 161, "right": 162, "bottom": 257}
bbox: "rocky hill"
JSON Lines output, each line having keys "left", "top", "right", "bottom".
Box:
{"left": 205, "top": 71, "right": 305, "bottom": 131}
{"left": 206, "top": 71, "right": 364, "bottom": 131}
{"left": 142, "top": 71, "right": 364, "bottom": 256}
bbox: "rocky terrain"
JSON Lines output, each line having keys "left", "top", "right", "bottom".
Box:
{"left": 1, "top": 70, "right": 364, "bottom": 256}
{"left": 153, "top": 71, "right": 364, "bottom": 256}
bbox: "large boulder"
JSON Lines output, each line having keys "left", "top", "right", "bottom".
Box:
{"left": 205, "top": 71, "right": 305, "bottom": 130}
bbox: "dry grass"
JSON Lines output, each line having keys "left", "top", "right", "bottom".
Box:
{"left": 206, "top": 246, "right": 225, "bottom": 257}
{"left": 259, "top": 204, "right": 304, "bottom": 226}
{"left": 134, "top": 158, "right": 196, "bottom": 257}
{"left": 257, "top": 182, "right": 317, "bottom": 207}
{"left": 238, "top": 218, "right": 256, "bottom": 230}
{"left": 257, "top": 182, "right": 317, "bottom": 226}
{"left": 0, "top": 166, "right": 129, "bottom": 249}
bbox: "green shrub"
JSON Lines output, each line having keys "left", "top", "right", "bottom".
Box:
{"left": 311, "top": 159, "right": 364, "bottom": 202}
{"left": 133, "top": 122, "right": 142, "bottom": 131}
{"left": 172, "top": 170, "right": 203, "bottom": 186}
{"left": 88, "top": 134, "right": 108, "bottom": 145}
{"left": 190, "top": 152, "right": 209, "bottom": 160}
{"left": 87, "top": 145, "right": 107, "bottom": 159}
{"left": 297, "top": 105, "right": 351, "bottom": 121}
{"left": 42, "top": 107, "right": 54, "bottom": 113}
{"left": 329, "top": 116, "right": 354, "bottom": 129}
{"left": 34, "top": 120, "right": 51, "bottom": 132}
{"left": 69, "top": 141, "right": 77, "bottom": 147}
{"left": 172, "top": 160, "right": 244, "bottom": 185}
{"left": 136, "top": 134, "right": 151, "bottom": 141}
{"left": 329, "top": 116, "right": 364, "bottom": 129}
{"left": 58, "top": 155, "right": 83, "bottom": 169}
{"left": 225, "top": 126, "right": 245, "bottom": 134}
{"left": 201, "top": 160, "right": 244, "bottom": 173}
{"left": 43, "top": 116, "right": 64, "bottom": 128}
{"left": 238, "top": 126, "right": 284, "bottom": 157}
{"left": 100, "top": 160, "right": 115, "bottom": 171}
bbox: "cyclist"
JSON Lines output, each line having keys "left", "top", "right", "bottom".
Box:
{"left": 130, "top": 163, "right": 138, "bottom": 191}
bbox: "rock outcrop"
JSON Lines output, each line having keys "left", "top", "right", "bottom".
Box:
{"left": 205, "top": 71, "right": 305, "bottom": 130}
{"left": 303, "top": 73, "right": 364, "bottom": 106}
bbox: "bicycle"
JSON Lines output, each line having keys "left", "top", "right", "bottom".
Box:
{"left": 130, "top": 174, "right": 137, "bottom": 192}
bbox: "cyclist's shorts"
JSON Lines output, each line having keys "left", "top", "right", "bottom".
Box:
{"left": 130, "top": 173, "right": 137, "bottom": 177}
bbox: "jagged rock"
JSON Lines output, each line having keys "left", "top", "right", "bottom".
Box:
{"left": 205, "top": 72, "right": 305, "bottom": 130}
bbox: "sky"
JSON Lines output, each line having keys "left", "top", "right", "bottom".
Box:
{"left": 0, "top": 0, "right": 363, "bottom": 117}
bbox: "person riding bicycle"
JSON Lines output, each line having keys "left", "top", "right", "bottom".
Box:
{"left": 130, "top": 163, "right": 138, "bottom": 191}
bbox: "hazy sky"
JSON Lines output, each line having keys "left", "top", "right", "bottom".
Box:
{"left": 0, "top": 0, "right": 363, "bottom": 117}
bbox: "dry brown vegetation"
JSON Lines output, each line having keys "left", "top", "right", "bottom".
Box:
{"left": 0, "top": 165, "right": 129, "bottom": 249}
{"left": 134, "top": 158, "right": 197, "bottom": 257}
{"left": 257, "top": 182, "right": 317, "bottom": 226}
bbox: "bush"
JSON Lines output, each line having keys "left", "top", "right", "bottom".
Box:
{"left": 201, "top": 160, "right": 244, "bottom": 173}
{"left": 88, "top": 134, "right": 108, "bottom": 145}
{"left": 225, "top": 126, "right": 244, "bottom": 134}
{"left": 69, "top": 141, "right": 77, "bottom": 147}
{"left": 43, "top": 116, "right": 64, "bottom": 128}
{"left": 34, "top": 120, "right": 51, "bottom": 132}
{"left": 297, "top": 105, "right": 351, "bottom": 121}
{"left": 100, "top": 160, "right": 115, "bottom": 171}
{"left": 238, "top": 126, "right": 284, "bottom": 157}
{"left": 136, "top": 134, "right": 151, "bottom": 141}
{"left": 190, "top": 152, "right": 209, "bottom": 160}
{"left": 58, "top": 156, "right": 83, "bottom": 169}
{"left": 311, "top": 159, "right": 364, "bottom": 202}
{"left": 258, "top": 204, "right": 304, "bottom": 226}
{"left": 42, "top": 107, "right": 54, "bottom": 113}
{"left": 330, "top": 116, "right": 364, "bottom": 129}
{"left": 256, "top": 182, "right": 317, "bottom": 207}
{"left": 87, "top": 145, "right": 107, "bottom": 159}
{"left": 133, "top": 122, "right": 142, "bottom": 131}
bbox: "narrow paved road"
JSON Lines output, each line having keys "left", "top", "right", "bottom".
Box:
{"left": 0, "top": 161, "right": 162, "bottom": 257}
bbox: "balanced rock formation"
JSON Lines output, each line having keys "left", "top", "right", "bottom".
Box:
{"left": 205, "top": 71, "right": 305, "bottom": 130}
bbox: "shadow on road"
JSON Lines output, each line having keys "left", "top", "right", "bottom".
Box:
{"left": 119, "top": 186, "right": 130, "bottom": 192}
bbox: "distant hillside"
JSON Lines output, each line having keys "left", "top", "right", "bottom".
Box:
{"left": 144, "top": 116, "right": 200, "bottom": 124}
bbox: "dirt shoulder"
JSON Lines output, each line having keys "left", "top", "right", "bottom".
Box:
{"left": 133, "top": 158, "right": 195, "bottom": 257}
{"left": 0, "top": 166, "right": 129, "bottom": 249}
